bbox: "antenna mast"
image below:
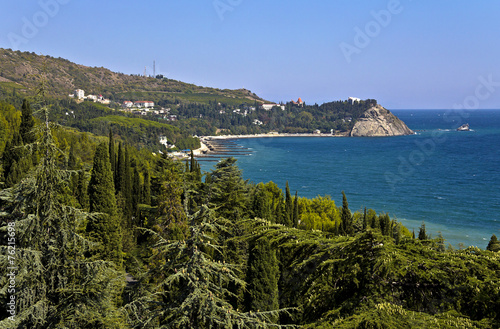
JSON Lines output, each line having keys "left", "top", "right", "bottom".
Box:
{"left": 153, "top": 60, "right": 156, "bottom": 77}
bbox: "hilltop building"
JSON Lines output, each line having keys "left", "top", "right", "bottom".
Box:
{"left": 348, "top": 97, "right": 361, "bottom": 104}
{"left": 290, "top": 97, "right": 304, "bottom": 106}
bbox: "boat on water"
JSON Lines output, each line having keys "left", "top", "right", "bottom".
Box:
{"left": 457, "top": 123, "right": 470, "bottom": 131}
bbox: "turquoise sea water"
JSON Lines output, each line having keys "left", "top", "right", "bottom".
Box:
{"left": 200, "top": 110, "right": 500, "bottom": 248}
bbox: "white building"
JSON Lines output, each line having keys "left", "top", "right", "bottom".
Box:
{"left": 261, "top": 104, "right": 278, "bottom": 111}
{"left": 348, "top": 97, "right": 361, "bottom": 104}
{"left": 134, "top": 101, "right": 155, "bottom": 108}
{"left": 74, "top": 89, "right": 85, "bottom": 100}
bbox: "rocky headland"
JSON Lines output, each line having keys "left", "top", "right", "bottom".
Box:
{"left": 350, "top": 105, "right": 414, "bottom": 137}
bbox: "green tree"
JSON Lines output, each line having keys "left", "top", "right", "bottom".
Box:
{"left": 340, "top": 191, "right": 353, "bottom": 235}
{"left": 292, "top": 191, "right": 299, "bottom": 228}
{"left": 418, "top": 222, "right": 427, "bottom": 240}
{"left": 19, "top": 99, "right": 35, "bottom": 145}
{"left": 486, "top": 234, "right": 500, "bottom": 252}
{"left": 87, "top": 142, "right": 123, "bottom": 267}
{"left": 208, "top": 157, "right": 247, "bottom": 221}
{"left": 109, "top": 129, "right": 116, "bottom": 176}
{"left": 126, "top": 206, "right": 290, "bottom": 328}
{"left": 0, "top": 107, "right": 125, "bottom": 328}
{"left": 245, "top": 236, "right": 280, "bottom": 316}
{"left": 284, "top": 181, "right": 293, "bottom": 227}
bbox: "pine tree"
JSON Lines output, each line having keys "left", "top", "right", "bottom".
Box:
{"left": 0, "top": 106, "right": 126, "bottom": 328}
{"left": 87, "top": 142, "right": 123, "bottom": 267}
{"left": 208, "top": 157, "right": 247, "bottom": 221}
{"left": 126, "top": 206, "right": 292, "bottom": 328}
{"left": 486, "top": 234, "right": 500, "bottom": 252}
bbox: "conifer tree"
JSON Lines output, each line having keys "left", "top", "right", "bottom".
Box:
{"left": 208, "top": 157, "right": 247, "bottom": 221}
{"left": 126, "top": 206, "right": 293, "bottom": 328}
{"left": 87, "top": 142, "right": 123, "bottom": 267}
{"left": 115, "top": 142, "right": 124, "bottom": 193}
{"left": 486, "top": 234, "right": 500, "bottom": 252}
{"left": 418, "top": 222, "right": 427, "bottom": 240}
{"left": 19, "top": 99, "right": 35, "bottom": 145}
{"left": 340, "top": 191, "right": 353, "bottom": 235}
{"left": 253, "top": 183, "right": 272, "bottom": 221}
{"left": 109, "top": 129, "right": 116, "bottom": 176}
{"left": 284, "top": 181, "right": 293, "bottom": 227}
{"left": 123, "top": 146, "right": 132, "bottom": 217}
{"left": 132, "top": 166, "right": 141, "bottom": 217}
{"left": 293, "top": 191, "right": 299, "bottom": 227}
{"left": 245, "top": 236, "right": 280, "bottom": 316}
{"left": 0, "top": 105, "right": 126, "bottom": 328}
{"left": 142, "top": 169, "right": 151, "bottom": 205}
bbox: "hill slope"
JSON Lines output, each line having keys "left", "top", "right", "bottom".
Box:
{"left": 0, "top": 48, "right": 266, "bottom": 105}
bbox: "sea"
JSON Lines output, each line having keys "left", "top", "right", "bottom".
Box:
{"left": 198, "top": 109, "right": 500, "bottom": 248}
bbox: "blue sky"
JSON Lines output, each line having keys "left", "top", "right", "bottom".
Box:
{"left": 1, "top": 0, "right": 500, "bottom": 109}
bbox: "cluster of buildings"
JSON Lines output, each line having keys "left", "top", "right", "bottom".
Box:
{"left": 70, "top": 89, "right": 110, "bottom": 104}
{"left": 122, "top": 100, "right": 155, "bottom": 109}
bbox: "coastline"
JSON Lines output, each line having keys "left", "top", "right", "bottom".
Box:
{"left": 192, "top": 133, "right": 348, "bottom": 155}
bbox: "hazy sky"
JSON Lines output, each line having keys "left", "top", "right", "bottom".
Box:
{"left": 1, "top": 0, "right": 500, "bottom": 109}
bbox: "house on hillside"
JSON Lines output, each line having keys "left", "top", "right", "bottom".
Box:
{"left": 134, "top": 101, "right": 155, "bottom": 108}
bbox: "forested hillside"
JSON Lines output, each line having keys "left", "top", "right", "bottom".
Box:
{"left": 1, "top": 49, "right": 392, "bottom": 137}
{"left": 1, "top": 95, "right": 499, "bottom": 328}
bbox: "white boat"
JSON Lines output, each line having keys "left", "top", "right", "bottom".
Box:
{"left": 457, "top": 123, "right": 470, "bottom": 131}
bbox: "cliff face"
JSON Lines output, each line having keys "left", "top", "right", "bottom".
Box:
{"left": 350, "top": 105, "right": 414, "bottom": 137}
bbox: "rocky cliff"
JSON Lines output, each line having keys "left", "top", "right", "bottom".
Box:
{"left": 350, "top": 105, "right": 414, "bottom": 137}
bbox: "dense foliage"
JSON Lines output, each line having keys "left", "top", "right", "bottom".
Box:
{"left": 1, "top": 92, "right": 499, "bottom": 329}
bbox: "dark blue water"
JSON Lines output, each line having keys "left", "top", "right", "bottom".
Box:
{"left": 200, "top": 110, "right": 500, "bottom": 248}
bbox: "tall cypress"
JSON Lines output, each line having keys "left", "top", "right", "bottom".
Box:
{"left": 109, "top": 129, "right": 116, "bottom": 176}
{"left": 115, "top": 142, "right": 124, "bottom": 192}
{"left": 19, "top": 99, "right": 35, "bottom": 145}
{"left": 293, "top": 191, "right": 299, "bottom": 227}
{"left": 284, "top": 181, "right": 293, "bottom": 226}
{"left": 143, "top": 169, "right": 151, "bottom": 205}
{"left": 87, "top": 142, "right": 123, "bottom": 266}
{"left": 341, "top": 191, "right": 353, "bottom": 235}
{"left": 245, "top": 236, "right": 279, "bottom": 316}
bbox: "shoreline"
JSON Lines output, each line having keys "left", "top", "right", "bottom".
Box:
{"left": 192, "top": 133, "right": 348, "bottom": 155}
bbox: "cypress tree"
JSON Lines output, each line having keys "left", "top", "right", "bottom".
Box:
{"left": 285, "top": 181, "right": 293, "bottom": 226}
{"left": 341, "top": 191, "right": 353, "bottom": 235}
{"left": 362, "top": 207, "right": 368, "bottom": 230}
{"left": 253, "top": 183, "right": 272, "bottom": 221}
{"left": 87, "top": 142, "right": 123, "bottom": 267}
{"left": 132, "top": 166, "right": 141, "bottom": 217}
{"left": 486, "top": 234, "right": 500, "bottom": 252}
{"left": 109, "top": 129, "right": 116, "bottom": 176}
{"left": 115, "top": 142, "right": 124, "bottom": 193}
{"left": 19, "top": 99, "right": 35, "bottom": 145}
{"left": 245, "top": 236, "right": 279, "bottom": 316}
{"left": 123, "top": 146, "right": 132, "bottom": 213}
{"left": 293, "top": 191, "right": 299, "bottom": 227}
{"left": 67, "top": 143, "right": 77, "bottom": 170}
{"left": 418, "top": 222, "right": 427, "bottom": 240}
{"left": 143, "top": 169, "right": 151, "bottom": 205}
